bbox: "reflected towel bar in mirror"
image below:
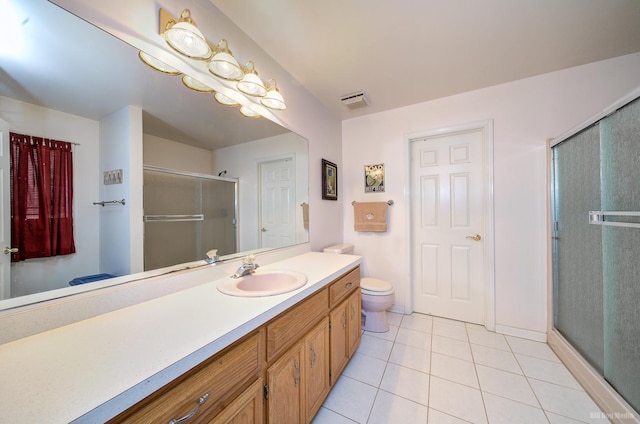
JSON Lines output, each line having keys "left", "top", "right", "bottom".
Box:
{"left": 351, "top": 200, "right": 394, "bottom": 206}
{"left": 93, "top": 199, "right": 126, "bottom": 207}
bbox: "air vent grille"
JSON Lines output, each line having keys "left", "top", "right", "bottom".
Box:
{"left": 340, "top": 91, "right": 367, "bottom": 109}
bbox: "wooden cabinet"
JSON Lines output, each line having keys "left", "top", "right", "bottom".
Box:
{"left": 347, "top": 289, "right": 362, "bottom": 357}
{"left": 266, "top": 289, "right": 328, "bottom": 361}
{"left": 111, "top": 266, "right": 361, "bottom": 424}
{"left": 328, "top": 267, "right": 362, "bottom": 385}
{"left": 266, "top": 340, "right": 304, "bottom": 424}
{"left": 329, "top": 300, "right": 349, "bottom": 384}
{"left": 304, "top": 317, "right": 330, "bottom": 422}
{"left": 108, "top": 331, "right": 263, "bottom": 424}
{"left": 211, "top": 379, "right": 263, "bottom": 424}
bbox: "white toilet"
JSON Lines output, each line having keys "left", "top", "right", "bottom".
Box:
{"left": 323, "top": 244, "right": 395, "bottom": 333}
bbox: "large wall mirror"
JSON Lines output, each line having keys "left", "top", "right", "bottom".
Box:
{"left": 0, "top": 0, "right": 309, "bottom": 309}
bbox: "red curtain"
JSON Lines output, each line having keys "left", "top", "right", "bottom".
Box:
{"left": 9, "top": 132, "right": 75, "bottom": 262}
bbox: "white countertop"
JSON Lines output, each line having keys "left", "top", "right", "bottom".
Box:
{"left": 0, "top": 252, "right": 361, "bottom": 423}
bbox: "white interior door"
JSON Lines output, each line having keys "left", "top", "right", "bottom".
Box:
{"left": 259, "top": 157, "right": 295, "bottom": 248}
{"left": 0, "top": 118, "right": 12, "bottom": 300}
{"left": 410, "top": 128, "right": 486, "bottom": 324}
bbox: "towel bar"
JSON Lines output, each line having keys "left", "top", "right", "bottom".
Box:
{"left": 93, "top": 199, "right": 126, "bottom": 207}
{"left": 352, "top": 200, "right": 393, "bottom": 206}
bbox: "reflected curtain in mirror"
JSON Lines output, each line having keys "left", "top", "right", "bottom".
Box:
{"left": 9, "top": 133, "right": 75, "bottom": 262}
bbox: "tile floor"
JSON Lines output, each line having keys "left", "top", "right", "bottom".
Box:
{"left": 312, "top": 312, "right": 609, "bottom": 424}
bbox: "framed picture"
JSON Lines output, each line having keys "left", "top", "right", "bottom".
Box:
{"left": 321, "top": 159, "right": 338, "bottom": 200}
{"left": 364, "top": 163, "right": 385, "bottom": 193}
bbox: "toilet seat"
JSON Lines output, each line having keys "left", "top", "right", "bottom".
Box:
{"left": 361, "top": 277, "right": 394, "bottom": 296}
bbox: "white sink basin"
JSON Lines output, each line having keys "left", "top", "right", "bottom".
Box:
{"left": 217, "top": 270, "right": 308, "bottom": 297}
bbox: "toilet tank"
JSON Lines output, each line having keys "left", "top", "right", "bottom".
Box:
{"left": 323, "top": 243, "right": 354, "bottom": 254}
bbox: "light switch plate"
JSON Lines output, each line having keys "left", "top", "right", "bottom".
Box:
{"left": 103, "top": 169, "right": 123, "bottom": 185}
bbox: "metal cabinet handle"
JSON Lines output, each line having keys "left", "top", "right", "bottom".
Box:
{"left": 466, "top": 234, "right": 482, "bottom": 241}
{"left": 342, "top": 311, "right": 347, "bottom": 329}
{"left": 3, "top": 247, "right": 18, "bottom": 255}
{"left": 345, "top": 282, "right": 353, "bottom": 289}
{"left": 310, "top": 343, "right": 317, "bottom": 368}
{"left": 294, "top": 359, "right": 301, "bottom": 387}
{"left": 350, "top": 303, "right": 355, "bottom": 320}
{"left": 168, "top": 392, "right": 210, "bottom": 424}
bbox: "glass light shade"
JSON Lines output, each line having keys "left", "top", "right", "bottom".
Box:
{"left": 208, "top": 40, "right": 243, "bottom": 80}
{"left": 261, "top": 87, "right": 286, "bottom": 110}
{"left": 240, "top": 106, "right": 260, "bottom": 118}
{"left": 182, "top": 75, "right": 213, "bottom": 92}
{"left": 237, "top": 73, "right": 267, "bottom": 97}
{"left": 164, "top": 12, "right": 211, "bottom": 59}
{"left": 138, "top": 51, "right": 181, "bottom": 75}
{"left": 237, "top": 62, "right": 267, "bottom": 97}
{"left": 214, "top": 92, "right": 240, "bottom": 106}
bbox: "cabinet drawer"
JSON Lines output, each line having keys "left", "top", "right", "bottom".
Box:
{"left": 110, "top": 331, "right": 263, "bottom": 423}
{"left": 266, "top": 289, "right": 328, "bottom": 362}
{"left": 328, "top": 267, "right": 360, "bottom": 308}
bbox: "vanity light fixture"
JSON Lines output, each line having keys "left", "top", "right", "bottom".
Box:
{"left": 237, "top": 61, "right": 267, "bottom": 97}
{"left": 261, "top": 79, "right": 286, "bottom": 110}
{"left": 208, "top": 39, "right": 243, "bottom": 80}
{"left": 138, "top": 51, "right": 181, "bottom": 75}
{"left": 182, "top": 75, "right": 214, "bottom": 92}
{"left": 163, "top": 9, "right": 211, "bottom": 59}
{"left": 214, "top": 91, "right": 240, "bottom": 107}
{"left": 240, "top": 106, "right": 261, "bottom": 118}
{"left": 153, "top": 8, "right": 285, "bottom": 119}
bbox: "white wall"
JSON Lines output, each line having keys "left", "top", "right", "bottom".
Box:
{"left": 0, "top": 96, "right": 101, "bottom": 296}
{"left": 99, "top": 106, "right": 144, "bottom": 276}
{"left": 213, "top": 132, "right": 309, "bottom": 251}
{"left": 143, "top": 134, "right": 213, "bottom": 174}
{"left": 342, "top": 53, "right": 640, "bottom": 339}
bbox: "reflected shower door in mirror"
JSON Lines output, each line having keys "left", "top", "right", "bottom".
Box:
{"left": 0, "top": 0, "right": 309, "bottom": 307}
{"left": 143, "top": 168, "right": 238, "bottom": 271}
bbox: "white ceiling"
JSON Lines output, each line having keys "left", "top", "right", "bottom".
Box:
{"left": 212, "top": 0, "right": 640, "bottom": 120}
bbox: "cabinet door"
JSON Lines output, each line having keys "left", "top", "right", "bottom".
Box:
{"left": 329, "top": 302, "right": 348, "bottom": 385}
{"left": 210, "top": 379, "right": 263, "bottom": 424}
{"left": 347, "top": 289, "right": 362, "bottom": 357}
{"left": 267, "top": 341, "right": 304, "bottom": 424}
{"left": 304, "top": 317, "right": 330, "bottom": 422}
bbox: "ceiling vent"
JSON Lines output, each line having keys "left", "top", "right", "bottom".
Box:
{"left": 340, "top": 91, "right": 368, "bottom": 109}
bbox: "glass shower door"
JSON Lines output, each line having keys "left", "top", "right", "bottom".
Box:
{"left": 143, "top": 168, "right": 237, "bottom": 271}
{"left": 599, "top": 98, "right": 640, "bottom": 412}
{"left": 552, "top": 96, "right": 640, "bottom": 413}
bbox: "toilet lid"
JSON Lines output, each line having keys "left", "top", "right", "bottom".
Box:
{"left": 361, "top": 277, "right": 394, "bottom": 294}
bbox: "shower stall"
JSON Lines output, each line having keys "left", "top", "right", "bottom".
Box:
{"left": 143, "top": 166, "right": 238, "bottom": 271}
{"left": 550, "top": 94, "right": 640, "bottom": 418}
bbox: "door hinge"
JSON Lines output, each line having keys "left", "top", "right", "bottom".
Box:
{"left": 328, "top": 320, "right": 332, "bottom": 331}
{"left": 263, "top": 383, "right": 269, "bottom": 399}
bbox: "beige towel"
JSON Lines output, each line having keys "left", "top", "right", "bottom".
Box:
{"left": 301, "top": 203, "right": 309, "bottom": 230}
{"left": 353, "top": 202, "right": 388, "bottom": 232}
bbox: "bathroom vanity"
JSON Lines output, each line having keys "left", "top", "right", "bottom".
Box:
{"left": 0, "top": 252, "right": 361, "bottom": 423}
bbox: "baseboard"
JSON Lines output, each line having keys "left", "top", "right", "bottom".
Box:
{"left": 388, "top": 305, "right": 406, "bottom": 315}
{"left": 548, "top": 329, "right": 640, "bottom": 424}
{"left": 495, "top": 324, "right": 547, "bottom": 342}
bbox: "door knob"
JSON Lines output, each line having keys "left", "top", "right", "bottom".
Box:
{"left": 261, "top": 227, "right": 268, "bottom": 232}
{"left": 466, "top": 234, "right": 482, "bottom": 241}
{"left": 3, "top": 247, "right": 18, "bottom": 255}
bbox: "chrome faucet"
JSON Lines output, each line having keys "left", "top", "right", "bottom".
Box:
{"left": 231, "top": 254, "right": 259, "bottom": 279}
{"left": 204, "top": 249, "right": 220, "bottom": 265}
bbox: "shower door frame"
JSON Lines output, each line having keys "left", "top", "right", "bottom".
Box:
{"left": 142, "top": 165, "right": 239, "bottom": 265}
{"left": 546, "top": 88, "right": 640, "bottom": 423}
